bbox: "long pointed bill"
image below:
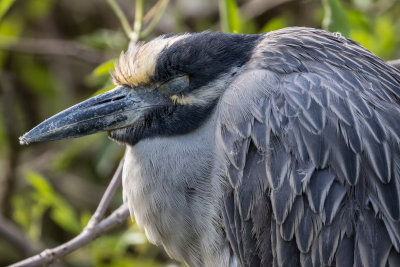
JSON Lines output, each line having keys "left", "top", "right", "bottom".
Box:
{"left": 19, "top": 86, "right": 166, "bottom": 145}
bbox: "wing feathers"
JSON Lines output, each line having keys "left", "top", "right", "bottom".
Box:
{"left": 218, "top": 27, "right": 400, "bottom": 266}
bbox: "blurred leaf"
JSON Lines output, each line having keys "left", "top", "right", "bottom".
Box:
{"left": 322, "top": 0, "right": 350, "bottom": 36}
{"left": 93, "top": 59, "right": 116, "bottom": 77}
{"left": 29, "top": 200, "right": 45, "bottom": 240}
{"left": 51, "top": 198, "right": 82, "bottom": 234}
{"left": 347, "top": 9, "right": 370, "bottom": 30}
{"left": 51, "top": 135, "right": 102, "bottom": 171}
{"left": 25, "top": 0, "right": 54, "bottom": 20}
{"left": 26, "top": 171, "right": 82, "bottom": 234}
{"left": 0, "top": 14, "right": 22, "bottom": 40}
{"left": 219, "top": 0, "right": 241, "bottom": 33}
{"left": 12, "top": 195, "right": 31, "bottom": 231}
{"left": 0, "top": 0, "right": 16, "bottom": 21}
{"left": 261, "top": 17, "right": 287, "bottom": 33}
{"left": 16, "top": 56, "right": 56, "bottom": 96}
{"left": 350, "top": 16, "right": 396, "bottom": 60}
{"left": 0, "top": 14, "right": 23, "bottom": 69}
{"left": 27, "top": 172, "right": 54, "bottom": 198}
{"left": 79, "top": 29, "right": 127, "bottom": 50}
{"left": 87, "top": 58, "right": 115, "bottom": 89}
{"left": 375, "top": 16, "right": 396, "bottom": 59}
{"left": 88, "top": 59, "right": 116, "bottom": 95}
{"left": 81, "top": 210, "right": 92, "bottom": 227}
{"left": 241, "top": 18, "right": 257, "bottom": 34}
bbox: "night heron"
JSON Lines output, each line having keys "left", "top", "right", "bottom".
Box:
{"left": 20, "top": 27, "right": 400, "bottom": 266}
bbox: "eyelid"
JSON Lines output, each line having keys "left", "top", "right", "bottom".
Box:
{"left": 159, "top": 75, "right": 189, "bottom": 94}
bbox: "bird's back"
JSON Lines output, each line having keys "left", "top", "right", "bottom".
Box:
{"left": 217, "top": 27, "right": 400, "bottom": 267}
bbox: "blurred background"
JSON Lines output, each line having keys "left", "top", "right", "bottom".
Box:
{"left": 0, "top": 0, "right": 399, "bottom": 266}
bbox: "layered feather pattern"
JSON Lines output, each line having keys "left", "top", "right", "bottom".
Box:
{"left": 217, "top": 27, "right": 400, "bottom": 266}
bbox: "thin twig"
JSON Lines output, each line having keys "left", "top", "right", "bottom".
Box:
{"left": 143, "top": 0, "right": 164, "bottom": 24}
{"left": 132, "top": 0, "right": 144, "bottom": 42}
{"left": 107, "top": 0, "right": 134, "bottom": 39}
{"left": 9, "top": 160, "right": 128, "bottom": 267}
{"left": 0, "top": 36, "right": 110, "bottom": 64}
{"left": 9, "top": 205, "right": 130, "bottom": 267}
{"left": 86, "top": 159, "right": 124, "bottom": 229}
{"left": 140, "top": 0, "right": 169, "bottom": 39}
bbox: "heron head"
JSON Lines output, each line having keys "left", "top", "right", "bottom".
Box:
{"left": 19, "top": 32, "right": 259, "bottom": 146}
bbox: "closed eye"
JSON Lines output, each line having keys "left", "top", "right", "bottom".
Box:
{"left": 159, "top": 75, "right": 190, "bottom": 95}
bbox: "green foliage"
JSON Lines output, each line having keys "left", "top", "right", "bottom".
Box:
{"left": 320, "top": 0, "right": 400, "bottom": 60}
{"left": 0, "top": 0, "right": 16, "bottom": 21}
{"left": 2, "top": 0, "right": 400, "bottom": 266}
{"left": 218, "top": 0, "right": 241, "bottom": 33}
{"left": 322, "top": 0, "right": 350, "bottom": 36}
{"left": 0, "top": 14, "right": 23, "bottom": 70}
{"left": 79, "top": 30, "right": 127, "bottom": 50}
{"left": 261, "top": 17, "right": 288, "bottom": 33}
{"left": 350, "top": 16, "right": 397, "bottom": 60}
{"left": 25, "top": 0, "right": 54, "bottom": 20}
{"left": 17, "top": 56, "right": 57, "bottom": 96}
{"left": 90, "top": 59, "right": 118, "bottom": 95}
{"left": 26, "top": 171, "right": 82, "bottom": 234}
{"left": 93, "top": 59, "right": 116, "bottom": 77}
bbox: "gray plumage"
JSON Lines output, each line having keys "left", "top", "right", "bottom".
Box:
{"left": 20, "top": 27, "right": 400, "bottom": 266}
{"left": 217, "top": 28, "right": 400, "bottom": 266}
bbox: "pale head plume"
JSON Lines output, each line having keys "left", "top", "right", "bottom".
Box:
{"left": 112, "top": 35, "right": 188, "bottom": 88}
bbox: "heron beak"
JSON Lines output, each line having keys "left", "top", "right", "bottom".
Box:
{"left": 19, "top": 85, "right": 166, "bottom": 145}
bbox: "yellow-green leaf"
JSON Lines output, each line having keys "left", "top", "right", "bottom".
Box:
{"left": 0, "top": 0, "right": 16, "bottom": 21}
{"left": 93, "top": 59, "right": 116, "bottom": 77}
{"left": 26, "top": 171, "right": 81, "bottom": 234}
{"left": 219, "top": 0, "right": 241, "bottom": 33}
{"left": 261, "top": 17, "right": 287, "bottom": 33}
{"left": 322, "top": 0, "right": 350, "bottom": 37}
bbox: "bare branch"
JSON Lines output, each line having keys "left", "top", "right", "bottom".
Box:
{"left": 0, "top": 36, "right": 112, "bottom": 64}
{"left": 106, "top": 0, "right": 134, "bottom": 40}
{"left": 9, "top": 159, "right": 129, "bottom": 267}
{"left": 10, "top": 205, "right": 129, "bottom": 267}
{"left": 140, "top": 0, "right": 169, "bottom": 39}
{"left": 143, "top": 0, "right": 164, "bottom": 24}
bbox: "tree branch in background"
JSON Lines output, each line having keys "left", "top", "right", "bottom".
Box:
{"left": 0, "top": 73, "right": 20, "bottom": 216}
{"left": 0, "top": 216, "right": 44, "bottom": 257}
{"left": 106, "top": 0, "right": 134, "bottom": 40}
{"left": 10, "top": 161, "right": 129, "bottom": 267}
{"left": 0, "top": 36, "right": 112, "bottom": 64}
{"left": 140, "top": 0, "right": 169, "bottom": 39}
{"left": 132, "top": 0, "right": 144, "bottom": 42}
